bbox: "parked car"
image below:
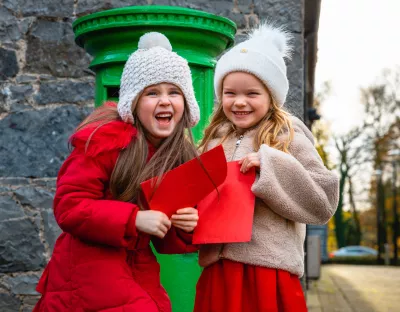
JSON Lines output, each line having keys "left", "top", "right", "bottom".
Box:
{"left": 329, "top": 246, "right": 378, "bottom": 258}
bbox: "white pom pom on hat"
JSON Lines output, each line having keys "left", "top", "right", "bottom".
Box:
{"left": 138, "top": 32, "right": 173, "bottom": 51}
{"left": 247, "top": 22, "right": 292, "bottom": 59}
{"left": 214, "top": 22, "right": 293, "bottom": 107}
{"left": 117, "top": 32, "right": 200, "bottom": 127}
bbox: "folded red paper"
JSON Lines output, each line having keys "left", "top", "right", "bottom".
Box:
{"left": 193, "top": 162, "right": 256, "bottom": 244}
{"left": 140, "top": 145, "right": 227, "bottom": 218}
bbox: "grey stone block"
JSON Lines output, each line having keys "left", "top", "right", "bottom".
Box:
{"left": 227, "top": 12, "right": 247, "bottom": 30}
{"left": 0, "top": 84, "right": 7, "bottom": 113}
{"left": 9, "top": 85, "right": 34, "bottom": 104}
{"left": 14, "top": 186, "right": 54, "bottom": 210}
{"left": 0, "top": 187, "right": 11, "bottom": 193}
{"left": 0, "top": 178, "right": 30, "bottom": 185}
{"left": 34, "top": 179, "right": 57, "bottom": 189}
{"left": 234, "top": 33, "right": 248, "bottom": 44}
{"left": 0, "top": 195, "right": 25, "bottom": 220}
{"left": 22, "top": 296, "right": 40, "bottom": 312}
{"left": 16, "top": 75, "right": 37, "bottom": 84}
{"left": 3, "top": 273, "right": 40, "bottom": 295}
{"left": 0, "top": 218, "right": 45, "bottom": 272}
{"left": 42, "top": 209, "right": 61, "bottom": 251}
{"left": 285, "top": 32, "right": 303, "bottom": 117}
{"left": 23, "top": 295, "right": 40, "bottom": 306}
{"left": 0, "top": 293, "right": 21, "bottom": 312}
{"left": 168, "top": 0, "right": 233, "bottom": 15}
{"left": 10, "top": 103, "right": 33, "bottom": 113}
{"left": 234, "top": 0, "right": 254, "bottom": 14}
{"left": 19, "top": 17, "right": 35, "bottom": 35}
{"left": 76, "top": 0, "right": 148, "bottom": 16}
{"left": 155, "top": 0, "right": 249, "bottom": 30}
{"left": 253, "top": 0, "right": 303, "bottom": 33}
{"left": 0, "top": 105, "right": 92, "bottom": 177}
{"left": 35, "top": 81, "right": 94, "bottom": 105}
{"left": 23, "top": 305, "right": 39, "bottom": 312}
{"left": 149, "top": 0, "right": 171, "bottom": 5}
{"left": 0, "top": 104, "right": 7, "bottom": 114}
{"left": 25, "top": 20, "right": 92, "bottom": 78}
{"left": 0, "top": 84, "right": 34, "bottom": 112}
{"left": 3, "top": 0, "right": 74, "bottom": 17}
{"left": 0, "top": 48, "right": 19, "bottom": 79}
{"left": 0, "top": 7, "right": 20, "bottom": 43}
{"left": 39, "top": 75, "right": 56, "bottom": 81}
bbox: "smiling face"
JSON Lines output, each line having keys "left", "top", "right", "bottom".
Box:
{"left": 135, "top": 83, "right": 185, "bottom": 147}
{"left": 222, "top": 72, "right": 271, "bottom": 134}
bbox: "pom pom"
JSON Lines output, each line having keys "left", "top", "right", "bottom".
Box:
{"left": 138, "top": 32, "right": 172, "bottom": 51}
{"left": 247, "top": 22, "right": 292, "bottom": 59}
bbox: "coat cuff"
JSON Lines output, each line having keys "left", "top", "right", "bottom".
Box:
{"left": 125, "top": 209, "right": 139, "bottom": 238}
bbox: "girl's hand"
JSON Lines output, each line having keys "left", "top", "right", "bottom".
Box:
{"left": 171, "top": 208, "right": 199, "bottom": 233}
{"left": 238, "top": 153, "right": 260, "bottom": 173}
{"left": 135, "top": 210, "right": 171, "bottom": 238}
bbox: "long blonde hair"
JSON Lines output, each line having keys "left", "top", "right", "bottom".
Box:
{"left": 199, "top": 92, "right": 294, "bottom": 153}
{"left": 75, "top": 102, "right": 198, "bottom": 206}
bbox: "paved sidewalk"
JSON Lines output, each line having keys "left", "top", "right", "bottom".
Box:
{"left": 306, "top": 264, "right": 400, "bottom": 312}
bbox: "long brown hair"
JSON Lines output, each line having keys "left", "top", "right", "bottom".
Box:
{"left": 75, "top": 102, "right": 198, "bottom": 206}
{"left": 199, "top": 92, "right": 294, "bottom": 153}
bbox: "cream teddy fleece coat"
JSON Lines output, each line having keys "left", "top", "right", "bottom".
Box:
{"left": 198, "top": 116, "right": 339, "bottom": 277}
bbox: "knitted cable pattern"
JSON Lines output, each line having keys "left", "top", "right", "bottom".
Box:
{"left": 117, "top": 33, "right": 200, "bottom": 127}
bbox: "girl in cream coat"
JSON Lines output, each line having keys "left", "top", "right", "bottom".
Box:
{"left": 194, "top": 23, "right": 339, "bottom": 312}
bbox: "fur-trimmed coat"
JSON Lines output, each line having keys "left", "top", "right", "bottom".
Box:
{"left": 198, "top": 116, "right": 339, "bottom": 277}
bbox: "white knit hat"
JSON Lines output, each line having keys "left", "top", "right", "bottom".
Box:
{"left": 214, "top": 22, "right": 292, "bottom": 107}
{"left": 117, "top": 32, "right": 200, "bottom": 127}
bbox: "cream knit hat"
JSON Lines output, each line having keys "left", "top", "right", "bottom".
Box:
{"left": 214, "top": 22, "right": 292, "bottom": 107}
{"left": 117, "top": 32, "right": 200, "bottom": 127}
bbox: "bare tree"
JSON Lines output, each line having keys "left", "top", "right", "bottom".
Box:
{"left": 361, "top": 67, "right": 400, "bottom": 167}
{"left": 360, "top": 67, "right": 400, "bottom": 257}
{"left": 334, "top": 127, "right": 366, "bottom": 247}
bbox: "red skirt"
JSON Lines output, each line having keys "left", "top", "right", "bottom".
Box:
{"left": 194, "top": 260, "right": 307, "bottom": 312}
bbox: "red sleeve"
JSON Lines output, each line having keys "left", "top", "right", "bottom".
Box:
{"left": 125, "top": 209, "right": 138, "bottom": 238}
{"left": 152, "top": 227, "right": 199, "bottom": 254}
{"left": 54, "top": 148, "right": 139, "bottom": 247}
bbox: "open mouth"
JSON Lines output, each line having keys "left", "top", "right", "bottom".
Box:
{"left": 233, "top": 111, "right": 252, "bottom": 116}
{"left": 155, "top": 112, "right": 173, "bottom": 124}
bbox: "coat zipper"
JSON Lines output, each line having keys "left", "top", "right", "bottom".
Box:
{"left": 230, "top": 134, "right": 244, "bottom": 161}
{"left": 219, "top": 134, "right": 244, "bottom": 260}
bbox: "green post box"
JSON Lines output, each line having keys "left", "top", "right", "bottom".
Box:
{"left": 73, "top": 6, "right": 236, "bottom": 312}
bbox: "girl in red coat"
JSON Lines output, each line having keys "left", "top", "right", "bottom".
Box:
{"left": 194, "top": 23, "right": 339, "bottom": 311}
{"left": 33, "top": 32, "right": 200, "bottom": 312}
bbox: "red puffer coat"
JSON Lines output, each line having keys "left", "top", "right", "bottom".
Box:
{"left": 33, "top": 119, "right": 196, "bottom": 312}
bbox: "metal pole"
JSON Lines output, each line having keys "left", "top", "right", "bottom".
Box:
{"left": 375, "top": 169, "right": 382, "bottom": 264}
{"left": 376, "top": 169, "right": 383, "bottom": 264}
{"left": 381, "top": 178, "right": 388, "bottom": 250}
{"left": 379, "top": 170, "right": 387, "bottom": 264}
{"left": 392, "top": 160, "right": 398, "bottom": 265}
{"left": 384, "top": 243, "right": 390, "bottom": 265}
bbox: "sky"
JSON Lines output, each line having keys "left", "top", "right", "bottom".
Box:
{"left": 315, "top": 0, "right": 400, "bottom": 135}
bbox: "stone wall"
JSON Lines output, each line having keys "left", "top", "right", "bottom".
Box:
{"left": 0, "top": 0, "right": 304, "bottom": 310}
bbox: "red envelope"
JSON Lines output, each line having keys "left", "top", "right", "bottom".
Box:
{"left": 193, "top": 162, "right": 256, "bottom": 244}
{"left": 140, "top": 145, "right": 227, "bottom": 218}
